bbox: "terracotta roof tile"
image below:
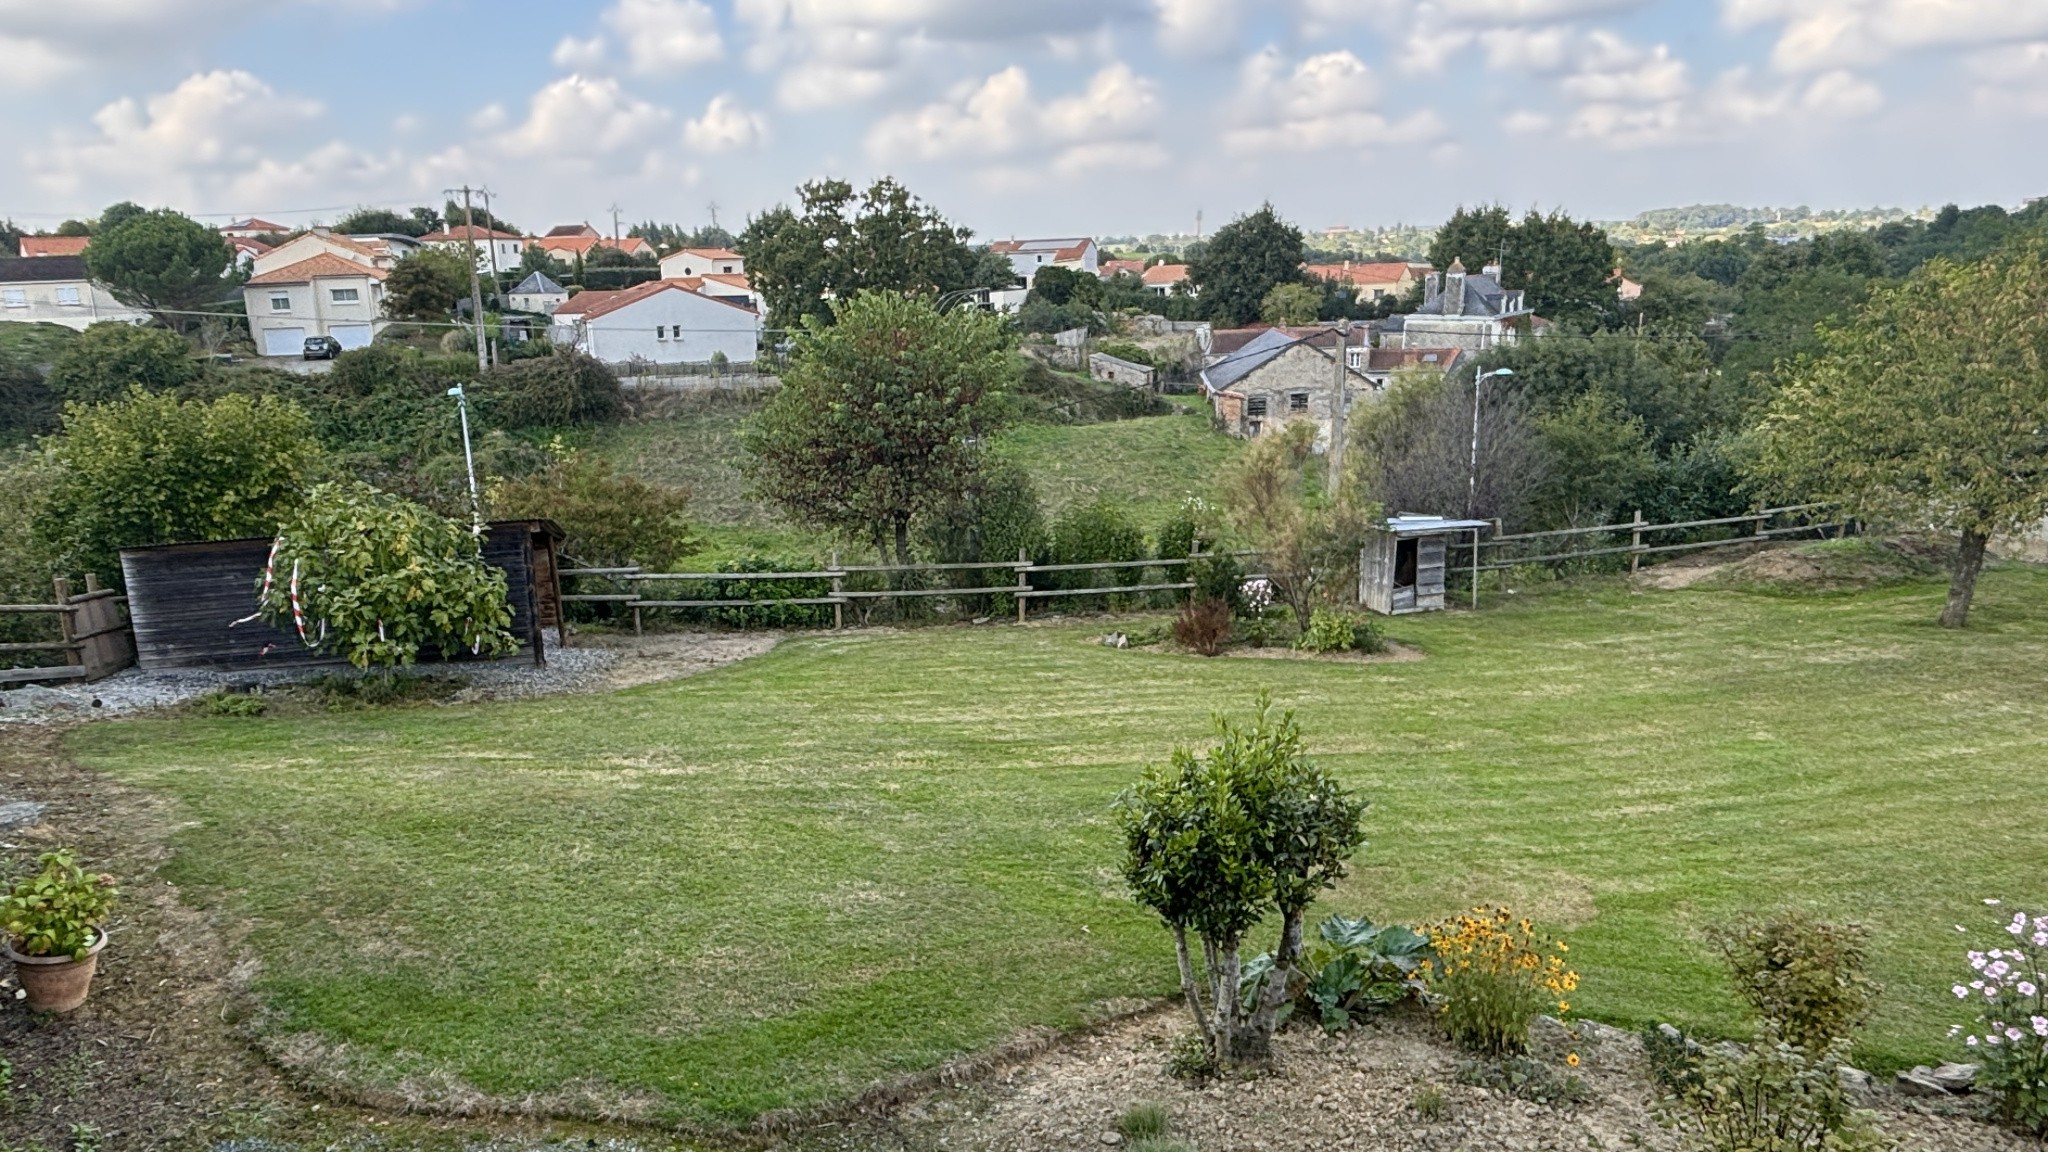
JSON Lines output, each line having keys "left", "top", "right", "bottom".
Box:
{"left": 19, "top": 236, "right": 90, "bottom": 258}
{"left": 1141, "top": 263, "right": 1188, "bottom": 285}
{"left": 419, "top": 225, "right": 524, "bottom": 243}
{"left": 245, "top": 253, "right": 389, "bottom": 286}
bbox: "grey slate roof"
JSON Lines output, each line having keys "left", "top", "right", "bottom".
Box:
{"left": 510, "top": 270, "right": 566, "bottom": 296}
{"left": 1414, "top": 271, "right": 1514, "bottom": 316}
{"left": 0, "top": 255, "right": 88, "bottom": 284}
{"left": 1201, "top": 326, "right": 1299, "bottom": 391}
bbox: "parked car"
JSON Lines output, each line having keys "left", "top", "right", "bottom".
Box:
{"left": 303, "top": 336, "right": 343, "bottom": 360}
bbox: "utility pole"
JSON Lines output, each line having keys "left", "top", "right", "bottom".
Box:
{"left": 609, "top": 203, "right": 623, "bottom": 245}
{"left": 479, "top": 186, "right": 504, "bottom": 305}
{"left": 1327, "top": 319, "right": 1351, "bottom": 497}
{"left": 706, "top": 201, "right": 720, "bottom": 231}
{"left": 447, "top": 185, "right": 489, "bottom": 373}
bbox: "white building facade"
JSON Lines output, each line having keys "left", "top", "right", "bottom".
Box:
{"left": 549, "top": 282, "right": 760, "bottom": 365}
{"left": 0, "top": 256, "right": 149, "bottom": 331}
{"left": 243, "top": 254, "right": 389, "bottom": 356}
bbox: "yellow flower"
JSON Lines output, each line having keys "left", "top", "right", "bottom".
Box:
{"left": 1557, "top": 1001, "right": 1570, "bottom": 1013}
{"left": 1566, "top": 1053, "right": 1580, "bottom": 1067}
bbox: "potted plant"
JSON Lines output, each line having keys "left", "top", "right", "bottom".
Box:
{"left": 2, "top": 849, "right": 118, "bottom": 1014}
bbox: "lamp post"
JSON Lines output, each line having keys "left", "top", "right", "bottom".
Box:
{"left": 447, "top": 385, "right": 482, "bottom": 536}
{"left": 1469, "top": 367, "right": 1514, "bottom": 517}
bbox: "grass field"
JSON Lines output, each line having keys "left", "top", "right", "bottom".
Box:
{"left": 992, "top": 404, "right": 1238, "bottom": 525}
{"left": 67, "top": 566, "right": 2048, "bottom": 1128}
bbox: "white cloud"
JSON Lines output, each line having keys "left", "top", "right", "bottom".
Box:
{"left": 1297, "top": 0, "right": 1649, "bottom": 68}
{"left": 1503, "top": 109, "right": 1554, "bottom": 133}
{"left": 1559, "top": 32, "right": 1689, "bottom": 102}
{"left": 1972, "top": 40, "right": 2048, "bottom": 115}
{"left": 866, "top": 62, "right": 1165, "bottom": 174}
{"left": 1154, "top": 0, "right": 1242, "bottom": 56}
{"left": 684, "top": 94, "right": 770, "bottom": 152}
{"left": 1222, "top": 47, "right": 1445, "bottom": 152}
{"left": 494, "top": 75, "right": 672, "bottom": 159}
{"left": 552, "top": 35, "right": 608, "bottom": 71}
{"left": 0, "top": 0, "right": 409, "bottom": 87}
{"left": 1801, "top": 68, "right": 1884, "bottom": 116}
{"left": 1724, "top": 0, "right": 2048, "bottom": 72}
{"left": 607, "top": 0, "right": 725, "bottom": 73}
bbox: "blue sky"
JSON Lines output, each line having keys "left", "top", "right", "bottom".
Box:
{"left": 3, "top": 0, "right": 2045, "bottom": 239}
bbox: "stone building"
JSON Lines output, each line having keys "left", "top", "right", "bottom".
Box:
{"left": 1202, "top": 327, "right": 1370, "bottom": 447}
{"left": 1393, "top": 259, "right": 1538, "bottom": 352}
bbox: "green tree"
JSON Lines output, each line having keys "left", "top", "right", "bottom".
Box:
{"left": 1429, "top": 206, "right": 1618, "bottom": 330}
{"left": 1188, "top": 203, "right": 1306, "bottom": 327}
{"left": 259, "top": 480, "right": 517, "bottom": 669}
{"left": 490, "top": 453, "right": 694, "bottom": 569}
{"left": 83, "top": 207, "right": 234, "bottom": 328}
{"left": 1259, "top": 282, "right": 1322, "bottom": 326}
{"left": 1472, "top": 332, "right": 1732, "bottom": 452}
{"left": 46, "top": 323, "right": 199, "bottom": 404}
{"left": 383, "top": 248, "right": 473, "bottom": 321}
{"left": 743, "top": 291, "right": 1016, "bottom": 566}
{"left": 737, "top": 178, "right": 983, "bottom": 329}
{"left": 1222, "top": 423, "right": 1376, "bottom": 628}
{"left": 1531, "top": 391, "right": 1655, "bottom": 529}
{"left": 96, "top": 202, "right": 148, "bottom": 233}
{"left": 54, "top": 219, "right": 94, "bottom": 238}
{"left": 39, "top": 389, "right": 321, "bottom": 581}
{"left": 1721, "top": 233, "right": 1887, "bottom": 388}
{"left": 333, "top": 206, "right": 439, "bottom": 237}
{"left": 1028, "top": 264, "right": 1100, "bottom": 308}
{"left": 1748, "top": 241, "right": 2048, "bottom": 627}
{"left": 442, "top": 200, "right": 516, "bottom": 236}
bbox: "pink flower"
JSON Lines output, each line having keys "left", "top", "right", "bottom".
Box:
{"left": 2034, "top": 1017, "right": 2048, "bottom": 1038}
{"left": 2033, "top": 932, "right": 2048, "bottom": 947}
{"left": 1968, "top": 1036, "right": 1981, "bottom": 1047}
{"left": 2007, "top": 1028, "right": 2026, "bottom": 1043}
{"left": 1956, "top": 985, "right": 1972, "bottom": 999}
{"left": 2021, "top": 982, "right": 2039, "bottom": 996}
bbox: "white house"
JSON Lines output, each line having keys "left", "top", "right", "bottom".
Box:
{"left": 988, "top": 237, "right": 1098, "bottom": 286}
{"left": 549, "top": 281, "right": 759, "bottom": 366}
{"left": 658, "top": 247, "right": 744, "bottom": 278}
{"left": 252, "top": 230, "right": 396, "bottom": 276}
{"left": 1392, "top": 259, "right": 1538, "bottom": 353}
{"left": 243, "top": 254, "right": 389, "bottom": 356}
{"left": 665, "top": 273, "right": 763, "bottom": 313}
{"left": 507, "top": 270, "right": 569, "bottom": 315}
{"left": 1141, "top": 263, "right": 1189, "bottom": 297}
{"left": 0, "top": 256, "right": 149, "bottom": 330}
{"left": 418, "top": 225, "right": 526, "bottom": 275}
{"left": 221, "top": 217, "right": 288, "bottom": 239}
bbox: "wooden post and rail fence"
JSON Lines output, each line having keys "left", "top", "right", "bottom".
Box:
{"left": 1463, "top": 503, "right": 1845, "bottom": 604}
{"left": 0, "top": 574, "right": 136, "bottom": 685}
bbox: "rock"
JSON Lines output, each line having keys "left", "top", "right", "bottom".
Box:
{"left": 1896, "top": 1067, "right": 1951, "bottom": 1097}
{"left": 0, "top": 801, "right": 46, "bottom": 830}
{"left": 1529, "top": 1015, "right": 1576, "bottom": 1057}
{"left": 1103, "top": 633, "right": 1129, "bottom": 648}
{"left": 1928, "top": 1062, "right": 1978, "bottom": 1093}
{"left": 1097, "top": 1132, "right": 1123, "bottom": 1146}
{"left": 1837, "top": 1065, "right": 1875, "bottom": 1093}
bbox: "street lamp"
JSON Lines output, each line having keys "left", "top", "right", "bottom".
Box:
{"left": 1469, "top": 367, "right": 1514, "bottom": 517}
{"left": 447, "top": 385, "right": 482, "bottom": 536}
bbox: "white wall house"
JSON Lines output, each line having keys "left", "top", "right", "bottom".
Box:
{"left": 252, "top": 231, "right": 396, "bottom": 276}
{"left": 549, "top": 282, "right": 759, "bottom": 365}
{"left": 507, "top": 271, "right": 569, "bottom": 315}
{"left": 658, "top": 247, "right": 745, "bottom": 278}
{"left": 0, "top": 256, "right": 149, "bottom": 330}
{"left": 988, "top": 237, "right": 1099, "bottom": 286}
{"left": 666, "top": 273, "right": 764, "bottom": 313}
{"left": 418, "top": 226, "right": 526, "bottom": 275}
{"left": 243, "top": 254, "right": 389, "bottom": 356}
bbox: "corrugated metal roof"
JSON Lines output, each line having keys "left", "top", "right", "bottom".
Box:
{"left": 1382, "top": 515, "right": 1492, "bottom": 536}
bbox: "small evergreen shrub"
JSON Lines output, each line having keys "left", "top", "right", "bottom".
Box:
{"left": 1297, "top": 607, "right": 1358, "bottom": 653}
{"left": 1715, "top": 911, "right": 1879, "bottom": 1052}
{"left": 1351, "top": 614, "right": 1387, "bottom": 654}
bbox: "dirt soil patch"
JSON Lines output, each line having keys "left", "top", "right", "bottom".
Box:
{"left": 1634, "top": 538, "right": 1948, "bottom": 593}
{"left": 572, "top": 630, "right": 781, "bottom": 691}
{"left": 874, "top": 1007, "right": 2033, "bottom": 1152}
{"left": 1221, "top": 641, "right": 1425, "bottom": 665}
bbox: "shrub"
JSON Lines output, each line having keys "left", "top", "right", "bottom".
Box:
{"left": 1351, "top": 615, "right": 1386, "bottom": 654}
{"left": 1115, "top": 696, "right": 1368, "bottom": 1069}
{"left": 1095, "top": 341, "right": 1156, "bottom": 368}
{"left": 1049, "top": 500, "right": 1147, "bottom": 603}
{"left": 490, "top": 452, "right": 694, "bottom": 570}
{"left": 1422, "top": 907, "right": 1579, "bottom": 1057}
{"left": 477, "top": 351, "right": 625, "bottom": 429}
{"left": 1, "top": 849, "right": 117, "bottom": 960}
{"left": 40, "top": 388, "right": 321, "bottom": 583}
{"left": 202, "top": 691, "right": 267, "bottom": 717}
{"left": 47, "top": 323, "right": 198, "bottom": 404}
{"left": 916, "top": 458, "right": 1046, "bottom": 615}
{"left": 1715, "top": 911, "right": 1879, "bottom": 1052}
{"left": 1659, "top": 1033, "right": 1885, "bottom": 1152}
{"left": 1164, "top": 1031, "right": 1216, "bottom": 1082}
{"left": 1414, "top": 1084, "right": 1449, "bottom": 1121}
{"left": 1297, "top": 607, "right": 1359, "bottom": 653}
{"left": 1455, "top": 1055, "right": 1591, "bottom": 1106}
{"left": 1188, "top": 550, "right": 1245, "bottom": 614}
{"left": 1244, "top": 913, "right": 1427, "bottom": 1032}
{"left": 1172, "top": 597, "right": 1232, "bottom": 656}
{"left": 1115, "top": 1102, "right": 1169, "bottom": 1142}
{"left": 1952, "top": 906, "right": 2048, "bottom": 1135}
{"left": 258, "top": 480, "right": 519, "bottom": 669}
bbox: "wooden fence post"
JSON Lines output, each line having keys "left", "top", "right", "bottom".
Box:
{"left": 1630, "top": 509, "right": 1645, "bottom": 574}
{"left": 53, "top": 577, "right": 77, "bottom": 670}
{"left": 1015, "top": 547, "right": 1030, "bottom": 624}
{"left": 830, "top": 549, "right": 843, "bottom": 630}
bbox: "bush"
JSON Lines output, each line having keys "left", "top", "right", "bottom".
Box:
{"left": 476, "top": 351, "right": 625, "bottom": 429}
{"left": 0, "top": 849, "right": 117, "bottom": 960}
{"left": 662, "top": 557, "right": 833, "bottom": 629}
{"left": 259, "top": 480, "right": 519, "bottom": 669}
{"left": 1049, "top": 500, "right": 1147, "bottom": 602}
{"left": 1351, "top": 614, "right": 1386, "bottom": 654}
{"left": 47, "top": 323, "right": 198, "bottom": 404}
{"left": 1660, "top": 1033, "right": 1885, "bottom": 1152}
{"left": 1454, "top": 1055, "right": 1591, "bottom": 1106}
{"left": 1715, "top": 911, "right": 1879, "bottom": 1052}
{"left": 1297, "top": 607, "right": 1359, "bottom": 653}
{"left": 1189, "top": 550, "right": 1245, "bottom": 614}
{"left": 304, "top": 343, "right": 471, "bottom": 459}
{"left": 1244, "top": 914, "right": 1427, "bottom": 1032}
{"left": 1172, "top": 597, "right": 1232, "bottom": 655}
{"left": 489, "top": 452, "right": 694, "bottom": 570}
{"left": 1422, "top": 907, "right": 1579, "bottom": 1057}
{"left": 1115, "top": 1103, "right": 1169, "bottom": 1142}
{"left": 1095, "top": 341, "right": 1156, "bottom": 368}
{"left": 40, "top": 388, "right": 322, "bottom": 583}
{"left": 916, "top": 459, "right": 1047, "bottom": 615}
{"left": 1953, "top": 906, "right": 2048, "bottom": 1136}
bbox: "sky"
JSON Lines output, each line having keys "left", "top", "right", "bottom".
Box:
{"left": 2, "top": 0, "right": 2045, "bottom": 241}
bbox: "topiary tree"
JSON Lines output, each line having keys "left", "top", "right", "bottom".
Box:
{"left": 47, "top": 323, "right": 199, "bottom": 404}
{"left": 39, "top": 389, "right": 322, "bottom": 582}
{"left": 1115, "top": 695, "right": 1367, "bottom": 1069}
{"left": 259, "top": 481, "right": 518, "bottom": 669}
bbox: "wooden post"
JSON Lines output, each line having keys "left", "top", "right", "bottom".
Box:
{"left": 53, "top": 576, "right": 78, "bottom": 669}
{"left": 827, "top": 550, "right": 843, "bottom": 629}
{"left": 1470, "top": 529, "right": 1481, "bottom": 609}
{"left": 1015, "top": 547, "right": 1030, "bottom": 624}
{"left": 1630, "top": 509, "right": 1645, "bottom": 574}
{"left": 632, "top": 605, "right": 642, "bottom": 636}
{"left": 1753, "top": 512, "right": 1766, "bottom": 539}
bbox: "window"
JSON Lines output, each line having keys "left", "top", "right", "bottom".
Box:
{"left": 655, "top": 325, "right": 667, "bottom": 340}
{"left": 55, "top": 286, "right": 82, "bottom": 306}
{"left": 1, "top": 289, "right": 25, "bottom": 308}
{"left": 269, "top": 294, "right": 291, "bottom": 312}
{"left": 1346, "top": 347, "right": 1363, "bottom": 369}
{"left": 1288, "top": 392, "right": 1309, "bottom": 413}
{"left": 329, "top": 287, "right": 359, "bottom": 304}
{"left": 1246, "top": 395, "right": 1268, "bottom": 418}
{"left": 720, "top": 264, "right": 733, "bottom": 273}
{"left": 1247, "top": 419, "right": 1262, "bottom": 437}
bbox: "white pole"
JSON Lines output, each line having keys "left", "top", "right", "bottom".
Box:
{"left": 1470, "top": 368, "right": 1512, "bottom": 517}
{"left": 450, "top": 385, "right": 481, "bottom": 535}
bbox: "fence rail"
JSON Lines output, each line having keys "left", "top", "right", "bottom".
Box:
{"left": 1471, "top": 504, "right": 1845, "bottom": 581}
{"left": 0, "top": 574, "right": 135, "bottom": 685}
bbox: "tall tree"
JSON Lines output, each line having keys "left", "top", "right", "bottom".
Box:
{"left": 737, "top": 178, "right": 983, "bottom": 329}
{"left": 383, "top": 248, "right": 473, "bottom": 321}
{"left": 1748, "top": 240, "right": 2048, "bottom": 627}
{"left": 47, "top": 323, "right": 199, "bottom": 404}
{"left": 1430, "top": 206, "right": 1618, "bottom": 330}
{"left": 334, "top": 206, "right": 439, "bottom": 238}
{"left": 743, "top": 291, "right": 1015, "bottom": 565}
{"left": 83, "top": 207, "right": 234, "bottom": 328}
{"left": 1187, "top": 204, "right": 1306, "bottom": 327}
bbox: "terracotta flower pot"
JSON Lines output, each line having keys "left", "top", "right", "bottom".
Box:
{"left": 4, "top": 928, "right": 108, "bottom": 1014}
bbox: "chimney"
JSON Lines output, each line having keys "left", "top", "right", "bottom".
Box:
{"left": 1444, "top": 258, "right": 1467, "bottom": 317}
{"left": 1482, "top": 260, "right": 1502, "bottom": 280}
{"left": 1425, "top": 271, "right": 1442, "bottom": 307}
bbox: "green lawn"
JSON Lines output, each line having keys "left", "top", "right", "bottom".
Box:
{"left": 68, "top": 568, "right": 2048, "bottom": 1127}
{"left": 991, "top": 406, "right": 1239, "bottom": 525}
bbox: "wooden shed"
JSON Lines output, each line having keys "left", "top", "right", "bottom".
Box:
{"left": 1358, "top": 515, "right": 1490, "bottom": 616}
{"left": 120, "top": 520, "right": 566, "bottom": 671}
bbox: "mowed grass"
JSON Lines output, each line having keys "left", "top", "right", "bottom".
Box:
{"left": 67, "top": 567, "right": 2048, "bottom": 1127}
{"left": 993, "top": 407, "right": 1239, "bottom": 524}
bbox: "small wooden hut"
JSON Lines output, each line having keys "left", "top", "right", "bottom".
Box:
{"left": 121, "top": 520, "right": 565, "bottom": 671}
{"left": 1358, "top": 515, "right": 1490, "bottom": 616}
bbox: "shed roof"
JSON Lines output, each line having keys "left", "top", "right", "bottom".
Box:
{"left": 1382, "top": 515, "right": 1491, "bottom": 537}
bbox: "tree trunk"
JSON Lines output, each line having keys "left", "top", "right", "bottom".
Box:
{"left": 1172, "top": 924, "right": 1213, "bottom": 1050}
{"left": 892, "top": 515, "right": 913, "bottom": 569}
{"left": 1238, "top": 909, "right": 1307, "bottom": 1065}
{"left": 1939, "top": 528, "right": 1989, "bottom": 629}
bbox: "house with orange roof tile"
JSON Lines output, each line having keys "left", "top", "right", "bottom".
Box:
{"left": 988, "top": 237, "right": 1098, "bottom": 286}
{"left": 18, "top": 235, "right": 92, "bottom": 259}
{"left": 1141, "top": 263, "right": 1190, "bottom": 296}
{"left": 548, "top": 280, "right": 760, "bottom": 366}
{"left": 242, "top": 248, "right": 390, "bottom": 357}
{"left": 534, "top": 226, "right": 656, "bottom": 266}
{"left": 1304, "top": 260, "right": 1431, "bottom": 303}
{"left": 657, "top": 246, "right": 744, "bottom": 279}
{"left": 419, "top": 224, "right": 528, "bottom": 275}
{"left": 222, "top": 218, "right": 289, "bottom": 240}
